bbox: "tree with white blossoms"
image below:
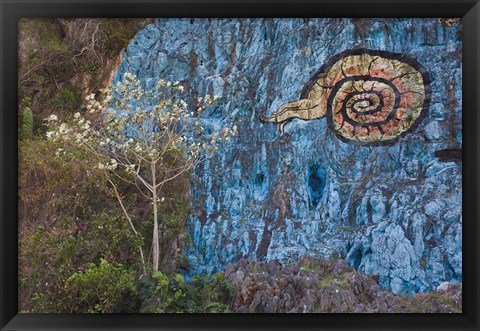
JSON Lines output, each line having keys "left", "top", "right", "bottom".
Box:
{"left": 46, "top": 73, "right": 237, "bottom": 274}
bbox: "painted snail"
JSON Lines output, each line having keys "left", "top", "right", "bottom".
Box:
{"left": 260, "top": 49, "right": 431, "bottom": 146}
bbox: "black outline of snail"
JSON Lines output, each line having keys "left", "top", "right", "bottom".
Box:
{"left": 260, "top": 48, "right": 431, "bottom": 146}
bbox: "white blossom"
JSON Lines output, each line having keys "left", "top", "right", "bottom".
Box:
{"left": 45, "top": 114, "right": 58, "bottom": 122}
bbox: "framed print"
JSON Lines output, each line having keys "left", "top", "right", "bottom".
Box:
{"left": 1, "top": 0, "right": 479, "bottom": 330}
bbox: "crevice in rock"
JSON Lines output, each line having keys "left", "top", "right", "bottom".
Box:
{"left": 443, "top": 260, "right": 458, "bottom": 280}
{"left": 348, "top": 249, "right": 363, "bottom": 270}
{"left": 256, "top": 223, "right": 272, "bottom": 259}
{"left": 366, "top": 200, "right": 373, "bottom": 224}
{"left": 255, "top": 173, "right": 265, "bottom": 187}
{"left": 307, "top": 164, "right": 326, "bottom": 209}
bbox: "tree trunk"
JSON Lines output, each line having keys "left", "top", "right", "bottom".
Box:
{"left": 151, "top": 162, "right": 160, "bottom": 273}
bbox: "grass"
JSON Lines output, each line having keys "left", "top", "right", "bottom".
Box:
{"left": 317, "top": 274, "right": 334, "bottom": 289}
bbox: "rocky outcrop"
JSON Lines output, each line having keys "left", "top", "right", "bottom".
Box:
{"left": 114, "top": 18, "right": 462, "bottom": 294}
{"left": 224, "top": 258, "right": 462, "bottom": 313}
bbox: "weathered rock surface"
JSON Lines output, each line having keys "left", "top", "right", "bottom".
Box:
{"left": 114, "top": 18, "right": 462, "bottom": 294}
{"left": 224, "top": 258, "right": 462, "bottom": 313}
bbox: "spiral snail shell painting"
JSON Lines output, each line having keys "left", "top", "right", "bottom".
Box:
{"left": 260, "top": 49, "right": 431, "bottom": 146}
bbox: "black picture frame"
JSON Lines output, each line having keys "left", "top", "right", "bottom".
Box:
{"left": 1, "top": 0, "right": 479, "bottom": 330}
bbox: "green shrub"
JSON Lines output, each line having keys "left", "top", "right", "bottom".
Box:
{"left": 81, "top": 61, "right": 100, "bottom": 74}
{"left": 53, "top": 86, "right": 83, "bottom": 112}
{"left": 65, "top": 259, "right": 137, "bottom": 313}
{"left": 100, "top": 19, "right": 148, "bottom": 55}
{"left": 18, "top": 138, "right": 145, "bottom": 312}
{"left": 138, "top": 272, "right": 235, "bottom": 313}
{"left": 40, "top": 32, "right": 70, "bottom": 54}
{"left": 21, "top": 107, "right": 34, "bottom": 140}
{"left": 317, "top": 273, "right": 334, "bottom": 289}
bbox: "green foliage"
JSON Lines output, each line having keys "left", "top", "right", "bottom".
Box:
{"left": 22, "top": 97, "right": 32, "bottom": 108}
{"left": 251, "top": 263, "right": 258, "bottom": 274}
{"left": 106, "top": 27, "right": 136, "bottom": 53}
{"left": 313, "top": 306, "right": 324, "bottom": 313}
{"left": 18, "top": 138, "right": 145, "bottom": 312}
{"left": 174, "top": 273, "right": 185, "bottom": 286}
{"left": 21, "top": 107, "right": 34, "bottom": 140}
{"left": 204, "top": 302, "right": 231, "bottom": 313}
{"left": 40, "top": 32, "right": 70, "bottom": 54}
{"left": 65, "top": 259, "right": 137, "bottom": 313}
{"left": 100, "top": 19, "right": 147, "bottom": 55}
{"left": 160, "top": 198, "right": 190, "bottom": 261}
{"left": 176, "top": 255, "right": 191, "bottom": 272}
{"left": 397, "top": 290, "right": 462, "bottom": 313}
{"left": 21, "top": 212, "right": 143, "bottom": 312}
{"left": 18, "top": 124, "right": 198, "bottom": 311}
{"left": 152, "top": 271, "right": 170, "bottom": 295}
{"left": 317, "top": 274, "right": 334, "bottom": 289}
{"left": 81, "top": 61, "right": 100, "bottom": 74}
{"left": 299, "top": 262, "right": 321, "bottom": 273}
{"left": 53, "top": 86, "right": 83, "bottom": 112}
{"left": 138, "top": 272, "right": 235, "bottom": 313}
{"left": 18, "top": 18, "right": 152, "bottom": 120}
{"left": 86, "top": 214, "right": 146, "bottom": 268}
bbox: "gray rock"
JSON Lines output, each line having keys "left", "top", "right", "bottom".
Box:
{"left": 436, "top": 281, "right": 453, "bottom": 292}
{"left": 425, "top": 121, "right": 449, "bottom": 141}
{"left": 222, "top": 258, "right": 461, "bottom": 313}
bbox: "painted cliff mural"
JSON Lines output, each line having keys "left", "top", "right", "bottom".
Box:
{"left": 259, "top": 49, "right": 431, "bottom": 145}
{"left": 114, "top": 18, "right": 462, "bottom": 299}
{"left": 18, "top": 18, "right": 462, "bottom": 313}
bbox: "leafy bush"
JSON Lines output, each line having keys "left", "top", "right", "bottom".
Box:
{"left": 64, "top": 259, "right": 137, "bottom": 313}
{"left": 138, "top": 271, "right": 235, "bottom": 313}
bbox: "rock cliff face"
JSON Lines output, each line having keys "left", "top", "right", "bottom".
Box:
{"left": 114, "top": 18, "right": 462, "bottom": 294}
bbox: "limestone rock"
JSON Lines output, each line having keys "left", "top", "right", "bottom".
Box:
{"left": 116, "top": 18, "right": 462, "bottom": 293}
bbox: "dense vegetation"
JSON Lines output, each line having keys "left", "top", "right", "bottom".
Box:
{"left": 19, "top": 19, "right": 154, "bottom": 121}
{"left": 18, "top": 18, "right": 234, "bottom": 313}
